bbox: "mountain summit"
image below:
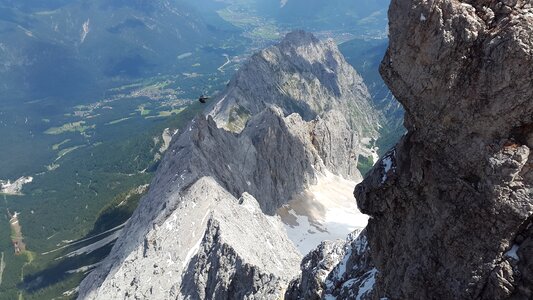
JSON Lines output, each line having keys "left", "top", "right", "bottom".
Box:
{"left": 209, "top": 30, "right": 379, "bottom": 139}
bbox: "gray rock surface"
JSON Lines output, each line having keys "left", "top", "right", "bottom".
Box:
{"left": 311, "top": 110, "right": 362, "bottom": 181}
{"left": 209, "top": 31, "right": 376, "bottom": 181}
{"left": 77, "top": 108, "right": 314, "bottom": 299}
{"left": 209, "top": 30, "right": 379, "bottom": 139}
{"left": 180, "top": 190, "right": 300, "bottom": 300}
{"left": 352, "top": 0, "right": 533, "bottom": 299}
{"left": 325, "top": 230, "right": 376, "bottom": 300}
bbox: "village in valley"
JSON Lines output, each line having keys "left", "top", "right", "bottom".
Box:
{"left": 0, "top": 177, "right": 33, "bottom": 196}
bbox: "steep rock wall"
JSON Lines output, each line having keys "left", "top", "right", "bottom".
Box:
{"left": 355, "top": 0, "right": 533, "bottom": 298}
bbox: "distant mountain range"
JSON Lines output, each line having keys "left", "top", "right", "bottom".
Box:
{"left": 255, "top": 0, "right": 389, "bottom": 33}
{"left": 0, "top": 0, "right": 391, "bottom": 102}
{"left": 0, "top": 0, "right": 241, "bottom": 100}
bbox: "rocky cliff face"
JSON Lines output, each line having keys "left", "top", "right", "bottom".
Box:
{"left": 287, "top": 1, "right": 533, "bottom": 299}
{"left": 209, "top": 30, "right": 379, "bottom": 139}
{"left": 78, "top": 31, "right": 377, "bottom": 299}
{"left": 352, "top": 0, "right": 533, "bottom": 299}
{"left": 78, "top": 175, "right": 301, "bottom": 299}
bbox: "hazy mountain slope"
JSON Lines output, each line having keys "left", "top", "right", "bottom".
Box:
{"left": 253, "top": 0, "right": 389, "bottom": 35}
{"left": 0, "top": 0, "right": 240, "bottom": 100}
{"left": 339, "top": 38, "right": 405, "bottom": 154}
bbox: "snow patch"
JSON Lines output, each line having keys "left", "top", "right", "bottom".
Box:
{"left": 42, "top": 221, "right": 127, "bottom": 255}
{"left": 356, "top": 268, "right": 378, "bottom": 300}
{"left": 58, "top": 230, "right": 121, "bottom": 259}
{"left": 335, "top": 244, "right": 352, "bottom": 281}
{"left": 182, "top": 235, "right": 202, "bottom": 269}
{"left": 182, "top": 210, "right": 212, "bottom": 269}
{"left": 66, "top": 263, "right": 100, "bottom": 274}
{"left": 505, "top": 244, "right": 520, "bottom": 261}
{"left": 63, "top": 286, "right": 79, "bottom": 297}
{"left": 80, "top": 19, "right": 90, "bottom": 43}
{"left": 278, "top": 171, "right": 368, "bottom": 255}
{"left": 0, "top": 252, "right": 5, "bottom": 286}
{"left": 381, "top": 150, "right": 396, "bottom": 183}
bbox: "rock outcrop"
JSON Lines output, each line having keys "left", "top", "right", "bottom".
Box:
{"left": 310, "top": 110, "right": 362, "bottom": 181}
{"left": 351, "top": 0, "right": 533, "bottom": 299}
{"left": 209, "top": 30, "right": 379, "bottom": 139}
{"left": 179, "top": 188, "right": 301, "bottom": 300}
{"left": 286, "top": 239, "right": 346, "bottom": 299}
{"left": 77, "top": 109, "right": 364, "bottom": 299}
{"left": 286, "top": 229, "right": 376, "bottom": 300}
{"left": 287, "top": 1, "right": 533, "bottom": 299}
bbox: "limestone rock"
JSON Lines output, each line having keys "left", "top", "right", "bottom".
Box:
{"left": 323, "top": 230, "right": 376, "bottom": 300}
{"left": 180, "top": 191, "right": 301, "bottom": 300}
{"left": 209, "top": 31, "right": 380, "bottom": 180}
{"left": 286, "top": 229, "right": 377, "bottom": 300}
{"left": 311, "top": 110, "right": 362, "bottom": 181}
{"left": 78, "top": 104, "right": 362, "bottom": 299}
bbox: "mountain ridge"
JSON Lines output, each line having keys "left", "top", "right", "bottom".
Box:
{"left": 77, "top": 31, "right": 378, "bottom": 299}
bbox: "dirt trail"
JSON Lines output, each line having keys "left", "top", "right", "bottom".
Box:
{"left": 8, "top": 211, "right": 26, "bottom": 255}
{"left": 0, "top": 252, "right": 5, "bottom": 285}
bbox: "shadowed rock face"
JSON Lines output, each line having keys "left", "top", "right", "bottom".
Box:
{"left": 356, "top": 0, "right": 533, "bottom": 299}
